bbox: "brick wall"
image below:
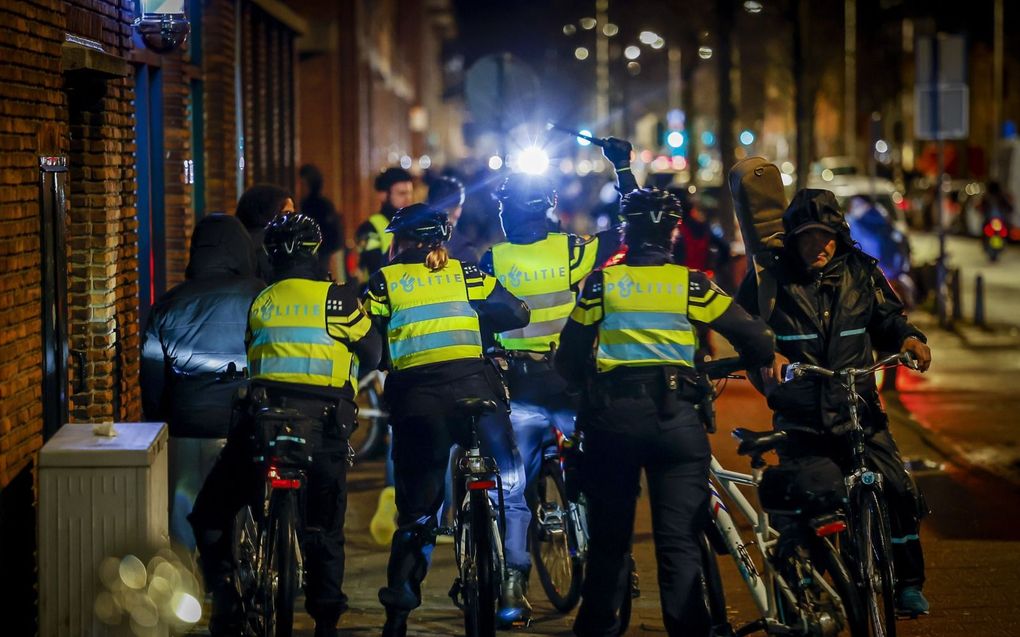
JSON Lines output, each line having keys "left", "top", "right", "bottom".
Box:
{"left": 202, "top": 0, "right": 238, "bottom": 214}
{"left": 0, "top": 0, "right": 66, "bottom": 488}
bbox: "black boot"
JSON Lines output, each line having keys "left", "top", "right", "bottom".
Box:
{"left": 496, "top": 566, "right": 533, "bottom": 629}
{"left": 382, "top": 610, "right": 409, "bottom": 637}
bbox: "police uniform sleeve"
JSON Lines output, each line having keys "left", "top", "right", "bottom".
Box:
{"left": 555, "top": 270, "right": 603, "bottom": 383}
{"left": 464, "top": 262, "right": 530, "bottom": 334}
{"left": 326, "top": 283, "right": 382, "bottom": 372}
{"left": 689, "top": 271, "right": 775, "bottom": 369}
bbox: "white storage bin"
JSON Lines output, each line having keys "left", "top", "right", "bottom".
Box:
{"left": 39, "top": 422, "right": 169, "bottom": 637}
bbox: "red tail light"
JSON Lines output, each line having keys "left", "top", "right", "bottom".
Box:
{"left": 814, "top": 520, "right": 847, "bottom": 537}
{"left": 467, "top": 480, "right": 496, "bottom": 491}
{"left": 268, "top": 465, "right": 301, "bottom": 490}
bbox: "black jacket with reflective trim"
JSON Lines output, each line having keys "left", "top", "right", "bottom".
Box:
{"left": 737, "top": 246, "right": 925, "bottom": 434}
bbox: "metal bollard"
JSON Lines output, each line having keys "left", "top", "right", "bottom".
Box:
{"left": 974, "top": 274, "right": 986, "bottom": 328}
{"left": 949, "top": 268, "right": 962, "bottom": 323}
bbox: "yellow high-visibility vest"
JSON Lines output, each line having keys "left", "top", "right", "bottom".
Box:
{"left": 368, "top": 259, "right": 495, "bottom": 370}
{"left": 491, "top": 233, "right": 576, "bottom": 352}
{"left": 248, "top": 279, "right": 366, "bottom": 388}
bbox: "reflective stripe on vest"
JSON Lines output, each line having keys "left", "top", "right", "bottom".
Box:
{"left": 596, "top": 264, "right": 697, "bottom": 373}
{"left": 248, "top": 279, "right": 359, "bottom": 388}
{"left": 369, "top": 213, "right": 393, "bottom": 254}
{"left": 491, "top": 233, "right": 574, "bottom": 352}
{"left": 382, "top": 259, "right": 484, "bottom": 370}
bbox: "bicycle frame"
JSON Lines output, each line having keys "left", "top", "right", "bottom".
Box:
{"left": 709, "top": 456, "right": 849, "bottom": 633}
{"left": 454, "top": 435, "right": 508, "bottom": 587}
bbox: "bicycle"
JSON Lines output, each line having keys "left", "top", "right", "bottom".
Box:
{"left": 529, "top": 426, "right": 588, "bottom": 612}
{"left": 696, "top": 357, "right": 867, "bottom": 637}
{"left": 351, "top": 369, "right": 388, "bottom": 461}
{"left": 778, "top": 351, "right": 917, "bottom": 637}
{"left": 233, "top": 405, "right": 315, "bottom": 637}
{"left": 443, "top": 398, "right": 509, "bottom": 637}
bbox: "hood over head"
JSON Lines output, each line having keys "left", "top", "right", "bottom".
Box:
{"left": 185, "top": 213, "right": 258, "bottom": 280}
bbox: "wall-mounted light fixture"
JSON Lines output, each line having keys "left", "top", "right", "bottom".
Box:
{"left": 133, "top": 0, "right": 190, "bottom": 54}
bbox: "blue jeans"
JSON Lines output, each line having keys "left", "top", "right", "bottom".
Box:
{"left": 510, "top": 399, "right": 576, "bottom": 488}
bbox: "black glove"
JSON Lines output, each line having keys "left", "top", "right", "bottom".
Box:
{"left": 601, "top": 137, "right": 633, "bottom": 167}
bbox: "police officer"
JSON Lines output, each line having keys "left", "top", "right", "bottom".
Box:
{"left": 363, "top": 204, "right": 534, "bottom": 634}
{"left": 556, "top": 189, "right": 777, "bottom": 636}
{"left": 190, "top": 214, "right": 381, "bottom": 637}
{"left": 480, "top": 172, "right": 622, "bottom": 491}
{"left": 356, "top": 167, "right": 415, "bottom": 279}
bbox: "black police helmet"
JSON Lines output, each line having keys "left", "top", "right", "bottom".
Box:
{"left": 620, "top": 188, "right": 683, "bottom": 237}
{"left": 386, "top": 203, "right": 452, "bottom": 246}
{"left": 263, "top": 213, "right": 322, "bottom": 262}
{"left": 427, "top": 175, "right": 466, "bottom": 211}
{"left": 494, "top": 173, "right": 557, "bottom": 221}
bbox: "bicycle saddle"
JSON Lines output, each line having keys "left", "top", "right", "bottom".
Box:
{"left": 455, "top": 398, "right": 501, "bottom": 416}
{"left": 732, "top": 428, "right": 788, "bottom": 457}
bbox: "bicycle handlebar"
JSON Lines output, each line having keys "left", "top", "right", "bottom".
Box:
{"left": 696, "top": 357, "right": 746, "bottom": 380}
{"left": 784, "top": 352, "right": 917, "bottom": 382}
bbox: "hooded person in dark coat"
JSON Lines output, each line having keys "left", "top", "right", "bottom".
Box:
{"left": 736, "top": 188, "right": 934, "bottom": 616}
{"left": 141, "top": 213, "right": 266, "bottom": 549}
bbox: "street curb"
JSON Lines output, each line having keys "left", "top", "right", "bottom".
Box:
{"left": 885, "top": 390, "right": 1020, "bottom": 492}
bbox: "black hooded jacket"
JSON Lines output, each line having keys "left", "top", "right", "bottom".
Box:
{"left": 736, "top": 190, "right": 925, "bottom": 434}
{"left": 141, "top": 214, "right": 266, "bottom": 437}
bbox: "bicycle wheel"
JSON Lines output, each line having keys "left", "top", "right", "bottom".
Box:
{"left": 819, "top": 536, "right": 868, "bottom": 637}
{"left": 531, "top": 457, "right": 583, "bottom": 612}
{"left": 852, "top": 490, "right": 897, "bottom": 637}
{"left": 352, "top": 375, "right": 388, "bottom": 461}
{"left": 233, "top": 506, "right": 262, "bottom": 632}
{"left": 263, "top": 491, "right": 298, "bottom": 637}
{"left": 463, "top": 490, "right": 498, "bottom": 637}
{"left": 699, "top": 532, "right": 734, "bottom": 636}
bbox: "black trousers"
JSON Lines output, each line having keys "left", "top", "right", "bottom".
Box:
{"left": 189, "top": 393, "right": 351, "bottom": 625}
{"left": 778, "top": 428, "right": 926, "bottom": 590}
{"left": 378, "top": 369, "right": 531, "bottom": 613}
{"left": 574, "top": 393, "right": 712, "bottom": 637}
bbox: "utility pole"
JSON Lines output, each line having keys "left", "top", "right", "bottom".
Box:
{"left": 717, "top": 0, "right": 737, "bottom": 239}
{"left": 992, "top": 0, "right": 1003, "bottom": 180}
{"left": 844, "top": 0, "right": 856, "bottom": 160}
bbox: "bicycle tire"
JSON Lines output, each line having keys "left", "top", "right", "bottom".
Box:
{"left": 464, "top": 490, "right": 498, "bottom": 637}
{"left": 232, "top": 506, "right": 262, "bottom": 634}
{"left": 531, "top": 457, "right": 584, "bottom": 612}
{"left": 852, "top": 490, "right": 897, "bottom": 637}
{"left": 699, "top": 532, "right": 735, "bottom": 636}
{"left": 352, "top": 377, "right": 388, "bottom": 461}
{"left": 264, "top": 491, "right": 298, "bottom": 637}
{"left": 819, "top": 535, "right": 868, "bottom": 637}
{"left": 617, "top": 553, "right": 636, "bottom": 636}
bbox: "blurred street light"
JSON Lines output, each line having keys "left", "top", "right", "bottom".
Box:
{"left": 627, "top": 61, "right": 641, "bottom": 75}
{"left": 488, "top": 155, "right": 504, "bottom": 170}
{"left": 563, "top": 24, "right": 576, "bottom": 36}
{"left": 624, "top": 45, "right": 641, "bottom": 60}
{"left": 667, "top": 131, "right": 685, "bottom": 148}
{"left": 875, "top": 139, "right": 889, "bottom": 153}
{"left": 580, "top": 17, "right": 597, "bottom": 30}
{"left": 602, "top": 23, "right": 619, "bottom": 37}
{"left": 739, "top": 129, "right": 755, "bottom": 145}
{"left": 698, "top": 46, "right": 713, "bottom": 60}
{"left": 639, "top": 31, "right": 659, "bottom": 45}
{"left": 651, "top": 37, "right": 665, "bottom": 50}
{"left": 575, "top": 46, "right": 590, "bottom": 60}
{"left": 743, "top": 1, "right": 764, "bottom": 14}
